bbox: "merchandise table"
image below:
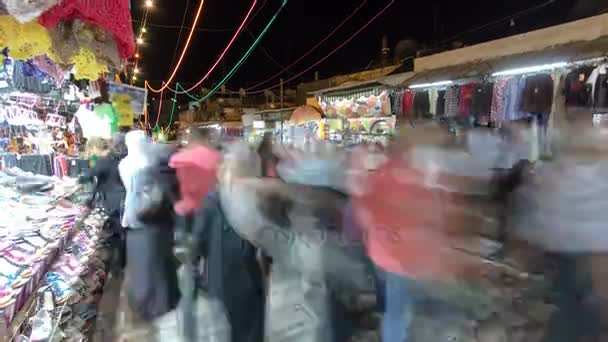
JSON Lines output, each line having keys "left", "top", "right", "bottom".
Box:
{"left": 0, "top": 167, "right": 109, "bottom": 341}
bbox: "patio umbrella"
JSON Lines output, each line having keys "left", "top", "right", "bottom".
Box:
{"left": 289, "top": 105, "right": 323, "bottom": 126}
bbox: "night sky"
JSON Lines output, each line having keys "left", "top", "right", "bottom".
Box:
{"left": 132, "top": 0, "right": 600, "bottom": 99}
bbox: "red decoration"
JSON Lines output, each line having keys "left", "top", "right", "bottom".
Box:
{"left": 38, "top": 0, "right": 135, "bottom": 59}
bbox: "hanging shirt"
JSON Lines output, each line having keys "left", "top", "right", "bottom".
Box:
{"left": 436, "top": 90, "right": 446, "bottom": 116}
{"left": 491, "top": 78, "right": 509, "bottom": 124}
{"left": 521, "top": 73, "right": 554, "bottom": 114}
{"left": 470, "top": 83, "right": 494, "bottom": 120}
{"left": 504, "top": 76, "right": 528, "bottom": 121}
{"left": 412, "top": 90, "right": 431, "bottom": 118}
{"left": 458, "top": 83, "right": 478, "bottom": 117}
{"left": 565, "top": 66, "right": 594, "bottom": 108}
{"left": 402, "top": 90, "right": 414, "bottom": 116}
{"left": 445, "top": 85, "right": 460, "bottom": 117}
{"left": 587, "top": 64, "right": 607, "bottom": 104}
{"left": 429, "top": 88, "right": 439, "bottom": 115}
{"left": 588, "top": 65, "right": 608, "bottom": 113}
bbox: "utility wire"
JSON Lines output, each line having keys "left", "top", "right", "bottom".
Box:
{"left": 170, "top": 0, "right": 190, "bottom": 68}
{"left": 244, "top": 0, "right": 369, "bottom": 91}
{"left": 132, "top": 19, "right": 235, "bottom": 32}
{"left": 231, "top": 0, "right": 395, "bottom": 95}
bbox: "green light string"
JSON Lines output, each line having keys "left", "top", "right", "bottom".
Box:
{"left": 176, "top": 0, "right": 288, "bottom": 103}
{"left": 155, "top": 83, "right": 179, "bottom": 131}
{"left": 166, "top": 84, "right": 179, "bottom": 128}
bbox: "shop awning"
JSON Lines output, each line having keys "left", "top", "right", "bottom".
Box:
{"left": 402, "top": 37, "right": 608, "bottom": 87}
{"left": 311, "top": 72, "right": 415, "bottom": 96}
{"left": 401, "top": 63, "right": 487, "bottom": 87}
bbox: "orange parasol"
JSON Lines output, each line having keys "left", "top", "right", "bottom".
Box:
{"left": 289, "top": 105, "right": 323, "bottom": 126}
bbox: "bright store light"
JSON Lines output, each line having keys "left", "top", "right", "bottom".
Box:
{"left": 492, "top": 62, "right": 568, "bottom": 77}
{"left": 145, "top": 0, "right": 153, "bottom": 8}
{"left": 142, "top": 27, "right": 147, "bottom": 33}
{"left": 132, "top": 76, "right": 137, "bottom": 81}
{"left": 136, "top": 37, "right": 144, "bottom": 45}
{"left": 134, "top": 68, "right": 140, "bottom": 74}
{"left": 135, "top": 53, "right": 140, "bottom": 58}
{"left": 409, "top": 80, "right": 453, "bottom": 89}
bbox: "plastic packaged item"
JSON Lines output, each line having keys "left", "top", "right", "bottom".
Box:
{"left": 29, "top": 309, "right": 53, "bottom": 342}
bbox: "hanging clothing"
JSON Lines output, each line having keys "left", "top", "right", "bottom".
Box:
{"left": 436, "top": 90, "right": 446, "bottom": 116}
{"left": 470, "top": 83, "right": 494, "bottom": 120}
{"left": 429, "top": 88, "right": 439, "bottom": 115}
{"left": 412, "top": 90, "right": 431, "bottom": 118}
{"left": 565, "top": 66, "right": 594, "bottom": 108}
{"left": 12, "top": 60, "right": 53, "bottom": 93}
{"left": 402, "top": 90, "right": 414, "bottom": 117}
{"left": 445, "top": 85, "right": 460, "bottom": 117}
{"left": 587, "top": 64, "right": 607, "bottom": 104}
{"left": 389, "top": 91, "right": 401, "bottom": 116}
{"left": 504, "top": 76, "right": 529, "bottom": 121}
{"left": 521, "top": 73, "right": 554, "bottom": 114}
{"left": 457, "top": 83, "right": 478, "bottom": 117}
{"left": 587, "top": 64, "right": 608, "bottom": 113}
{"left": 491, "top": 78, "right": 509, "bottom": 124}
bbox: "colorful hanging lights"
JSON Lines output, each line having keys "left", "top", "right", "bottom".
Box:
{"left": 144, "top": 0, "right": 206, "bottom": 93}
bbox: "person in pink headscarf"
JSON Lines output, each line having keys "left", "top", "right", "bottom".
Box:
{"left": 170, "top": 128, "right": 221, "bottom": 216}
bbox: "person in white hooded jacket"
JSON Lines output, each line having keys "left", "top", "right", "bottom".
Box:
{"left": 118, "top": 130, "right": 181, "bottom": 322}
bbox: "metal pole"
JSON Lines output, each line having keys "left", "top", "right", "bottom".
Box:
{"left": 280, "top": 78, "right": 284, "bottom": 143}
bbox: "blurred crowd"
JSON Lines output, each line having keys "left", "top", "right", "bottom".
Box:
{"left": 79, "top": 115, "right": 608, "bottom": 342}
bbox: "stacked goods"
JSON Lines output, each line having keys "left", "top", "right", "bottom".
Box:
{"left": 23, "top": 210, "right": 110, "bottom": 341}
{"left": 0, "top": 167, "right": 111, "bottom": 340}
{"left": 0, "top": 169, "right": 84, "bottom": 336}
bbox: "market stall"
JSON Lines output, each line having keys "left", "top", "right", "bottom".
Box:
{"left": 0, "top": 167, "right": 110, "bottom": 340}
{"left": 312, "top": 73, "right": 411, "bottom": 144}
{"left": 242, "top": 107, "right": 294, "bottom": 143}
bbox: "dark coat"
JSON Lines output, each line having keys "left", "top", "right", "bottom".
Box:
{"left": 80, "top": 152, "right": 125, "bottom": 217}
{"left": 191, "top": 191, "right": 265, "bottom": 342}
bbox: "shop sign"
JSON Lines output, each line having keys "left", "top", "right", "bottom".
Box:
{"left": 108, "top": 81, "right": 147, "bottom": 116}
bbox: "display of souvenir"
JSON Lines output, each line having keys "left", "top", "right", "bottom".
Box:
{"left": 321, "top": 90, "right": 392, "bottom": 118}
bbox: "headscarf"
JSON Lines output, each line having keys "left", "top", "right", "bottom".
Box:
{"left": 169, "top": 145, "right": 221, "bottom": 216}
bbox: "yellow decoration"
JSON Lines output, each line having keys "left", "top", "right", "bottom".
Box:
{"left": 70, "top": 48, "right": 108, "bottom": 80}
{"left": 0, "top": 16, "right": 58, "bottom": 60}
{"left": 0, "top": 16, "right": 112, "bottom": 80}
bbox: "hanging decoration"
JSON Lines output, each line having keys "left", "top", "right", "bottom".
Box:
{"left": 38, "top": 0, "right": 136, "bottom": 59}
{"left": 1, "top": 0, "right": 59, "bottom": 23}
{"left": 93, "top": 102, "right": 119, "bottom": 135}
{"left": 75, "top": 104, "right": 112, "bottom": 139}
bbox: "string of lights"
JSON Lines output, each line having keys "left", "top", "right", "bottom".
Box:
{"left": 229, "top": 0, "right": 395, "bottom": 96}
{"left": 243, "top": 0, "right": 368, "bottom": 91}
{"left": 166, "top": 0, "right": 258, "bottom": 94}
{"left": 174, "top": 0, "right": 289, "bottom": 102}
{"left": 144, "top": 0, "right": 206, "bottom": 94}
{"left": 166, "top": 84, "right": 179, "bottom": 128}
{"left": 130, "top": 1, "right": 151, "bottom": 86}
